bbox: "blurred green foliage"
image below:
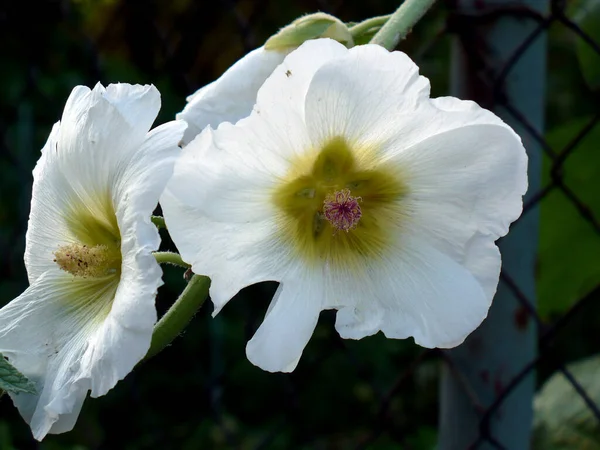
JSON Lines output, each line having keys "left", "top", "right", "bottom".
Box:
{"left": 0, "top": 0, "right": 598, "bottom": 449}
{"left": 538, "top": 116, "right": 600, "bottom": 318}
{"left": 534, "top": 354, "right": 600, "bottom": 449}
{"left": 574, "top": 0, "right": 600, "bottom": 92}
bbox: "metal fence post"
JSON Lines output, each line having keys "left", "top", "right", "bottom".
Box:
{"left": 438, "top": 1, "right": 548, "bottom": 448}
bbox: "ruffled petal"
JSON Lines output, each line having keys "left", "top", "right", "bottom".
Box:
{"left": 102, "top": 83, "right": 160, "bottom": 135}
{"left": 161, "top": 129, "right": 293, "bottom": 313}
{"left": 10, "top": 83, "right": 185, "bottom": 439}
{"left": 392, "top": 119, "right": 526, "bottom": 299}
{"left": 301, "top": 49, "right": 525, "bottom": 299}
{"left": 114, "top": 120, "right": 186, "bottom": 227}
{"left": 255, "top": 39, "right": 349, "bottom": 122}
{"left": 304, "top": 43, "right": 430, "bottom": 148}
{"left": 24, "top": 84, "right": 176, "bottom": 283}
{"left": 246, "top": 267, "right": 323, "bottom": 372}
{"left": 0, "top": 271, "right": 118, "bottom": 440}
{"left": 177, "top": 47, "right": 288, "bottom": 144}
{"left": 24, "top": 123, "right": 75, "bottom": 282}
{"left": 58, "top": 84, "right": 156, "bottom": 173}
{"left": 163, "top": 39, "right": 526, "bottom": 373}
{"left": 335, "top": 235, "right": 490, "bottom": 348}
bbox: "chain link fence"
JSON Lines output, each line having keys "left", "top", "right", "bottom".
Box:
{"left": 448, "top": 0, "right": 600, "bottom": 448}
{"left": 0, "top": 0, "right": 599, "bottom": 448}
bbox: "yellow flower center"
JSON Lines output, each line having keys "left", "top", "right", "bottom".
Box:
{"left": 55, "top": 191, "right": 122, "bottom": 279}
{"left": 272, "top": 136, "right": 407, "bottom": 267}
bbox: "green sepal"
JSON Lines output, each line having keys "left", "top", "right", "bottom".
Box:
{"left": 349, "top": 15, "right": 391, "bottom": 45}
{"left": 0, "top": 354, "right": 36, "bottom": 395}
{"left": 264, "top": 13, "right": 353, "bottom": 51}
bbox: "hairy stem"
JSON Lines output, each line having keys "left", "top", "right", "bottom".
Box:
{"left": 153, "top": 251, "right": 191, "bottom": 269}
{"left": 369, "top": 0, "right": 437, "bottom": 50}
{"left": 146, "top": 274, "right": 211, "bottom": 360}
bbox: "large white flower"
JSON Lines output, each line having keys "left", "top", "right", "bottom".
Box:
{"left": 177, "top": 46, "right": 288, "bottom": 145}
{"left": 0, "top": 83, "right": 186, "bottom": 439}
{"left": 161, "top": 39, "right": 528, "bottom": 373}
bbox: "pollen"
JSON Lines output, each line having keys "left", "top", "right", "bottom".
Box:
{"left": 53, "top": 243, "right": 119, "bottom": 278}
{"left": 323, "top": 189, "right": 362, "bottom": 232}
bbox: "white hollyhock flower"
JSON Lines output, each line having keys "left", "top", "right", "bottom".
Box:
{"left": 161, "top": 39, "right": 528, "bottom": 373}
{"left": 0, "top": 83, "right": 186, "bottom": 439}
{"left": 177, "top": 47, "right": 288, "bottom": 145}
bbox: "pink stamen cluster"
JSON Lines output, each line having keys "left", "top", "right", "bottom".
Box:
{"left": 323, "top": 188, "right": 362, "bottom": 232}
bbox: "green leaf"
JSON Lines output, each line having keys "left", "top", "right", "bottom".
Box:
{"left": 538, "top": 116, "right": 600, "bottom": 317}
{"left": 0, "top": 354, "right": 36, "bottom": 395}
{"left": 574, "top": 0, "right": 600, "bottom": 92}
{"left": 533, "top": 354, "right": 600, "bottom": 449}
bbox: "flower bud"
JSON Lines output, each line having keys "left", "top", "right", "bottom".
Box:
{"left": 265, "top": 13, "right": 353, "bottom": 51}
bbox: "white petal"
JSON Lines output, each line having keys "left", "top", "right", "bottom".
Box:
{"left": 246, "top": 267, "right": 323, "bottom": 372}
{"left": 24, "top": 85, "right": 181, "bottom": 283}
{"left": 115, "top": 120, "right": 186, "bottom": 224}
{"left": 255, "top": 39, "right": 349, "bottom": 123}
{"left": 395, "top": 120, "right": 526, "bottom": 298}
{"left": 163, "top": 39, "right": 527, "bottom": 372}
{"left": 461, "top": 233, "right": 502, "bottom": 302}
{"left": 0, "top": 271, "right": 117, "bottom": 439}
{"left": 335, "top": 236, "right": 490, "bottom": 348}
{"left": 101, "top": 83, "right": 160, "bottom": 134}
{"left": 302, "top": 50, "right": 525, "bottom": 297}
{"left": 177, "top": 47, "right": 288, "bottom": 144}
{"left": 9, "top": 83, "right": 185, "bottom": 439}
{"left": 84, "top": 251, "right": 159, "bottom": 397}
{"left": 304, "top": 44, "right": 430, "bottom": 148}
{"left": 58, "top": 83, "right": 157, "bottom": 167}
{"left": 161, "top": 129, "right": 292, "bottom": 312}
{"left": 183, "top": 39, "right": 349, "bottom": 169}
{"left": 92, "top": 122, "right": 185, "bottom": 398}
{"left": 24, "top": 122, "right": 74, "bottom": 282}
{"left": 1, "top": 250, "right": 162, "bottom": 440}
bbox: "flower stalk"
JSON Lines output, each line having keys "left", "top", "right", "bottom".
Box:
{"left": 369, "top": 0, "right": 437, "bottom": 50}
{"left": 146, "top": 274, "right": 211, "bottom": 360}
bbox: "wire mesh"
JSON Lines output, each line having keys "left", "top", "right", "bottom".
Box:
{"left": 0, "top": 0, "right": 598, "bottom": 448}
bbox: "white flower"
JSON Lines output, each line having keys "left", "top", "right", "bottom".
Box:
{"left": 177, "top": 46, "right": 289, "bottom": 145}
{"left": 0, "top": 83, "right": 186, "bottom": 439}
{"left": 161, "top": 39, "right": 528, "bottom": 373}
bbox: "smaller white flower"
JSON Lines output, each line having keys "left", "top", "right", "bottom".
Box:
{"left": 0, "top": 83, "right": 186, "bottom": 440}
{"left": 162, "top": 39, "right": 528, "bottom": 373}
{"left": 177, "top": 47, "right": 289, "bottom": 145}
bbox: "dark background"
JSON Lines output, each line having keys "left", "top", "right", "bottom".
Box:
{"left": 1, "top": 0, "right": 599, "bottom": 449}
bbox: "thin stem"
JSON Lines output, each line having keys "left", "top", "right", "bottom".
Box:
{"left": 153, "top": 251, "right": 191, "bottom": 269}
{"left": 369, "top": 0, "right": 438, "bottom": 50}
{"left": 145, "top": 274, "right": 211, "bottom": 360}
{"left": 349, "top": 14, "right": 391, "bottom": 38}
{"left": 151, "top": 215, "right": 166, "bottom": 229}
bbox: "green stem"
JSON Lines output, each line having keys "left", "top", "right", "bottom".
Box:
{"left": 369, "top": 0, "right": 438, "bottom": 50}
{"left": 145, "top": 274, "right": 211, "bottom": 360}
{"left": 153, "top": 251, "right": 190, "bottom": 269}
{"left": 349, "top": 14, "right": 391, "bottom": 38}
{"left": 151, "top": 215, "right": 166, "bottom": 229}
